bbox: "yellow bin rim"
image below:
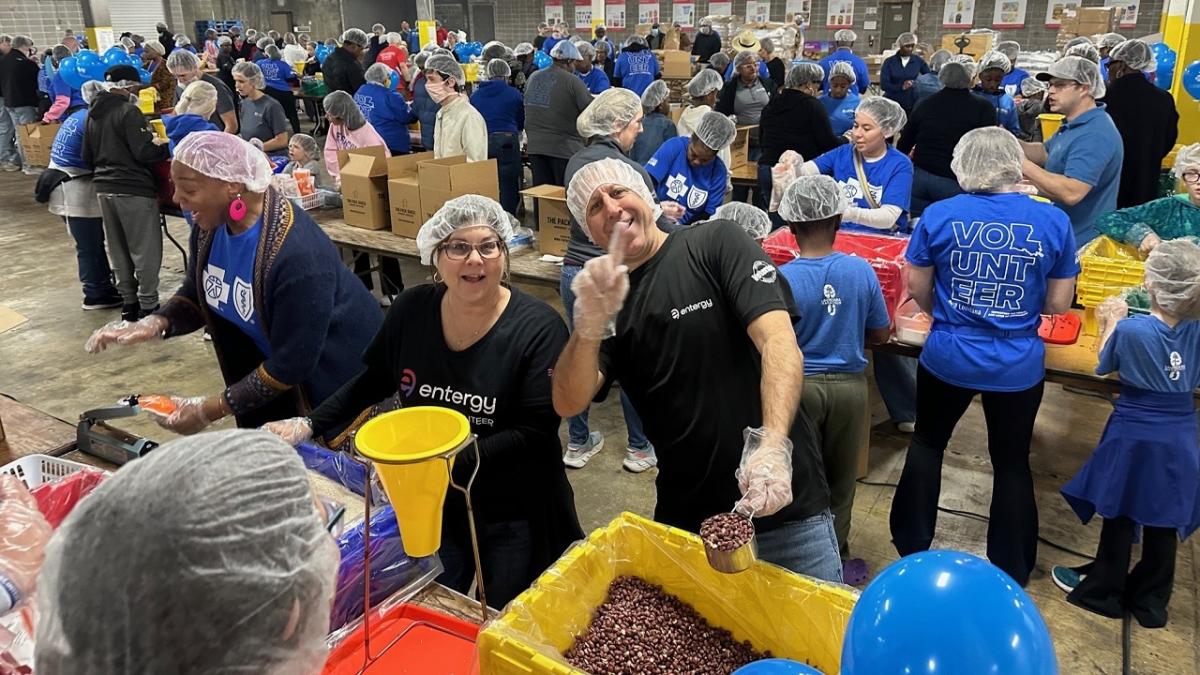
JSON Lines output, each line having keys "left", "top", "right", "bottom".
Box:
{"left": 355, "top": 406, "right": 472, "bottom": 464}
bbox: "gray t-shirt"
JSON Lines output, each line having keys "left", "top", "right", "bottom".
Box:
{"left": 238, "top": 94, "right": 289, "bottom": 145}
{"left": 734, "top": 80, "right": 770, "bottom": 126}
{"left": 523, "top": 65, "right": 594, "bottom": 159}
{"left": 176, "top": 74, "right": 237, "bottom": 131}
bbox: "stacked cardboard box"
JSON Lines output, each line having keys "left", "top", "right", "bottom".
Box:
{"left": 338, "top": 147, "right": 391, "bottom": 230}
{"left": 939, "top": 33, "right": 995, "bottom": 61}
{"left": 17, "top": 123, "right": 61, "bottom": 167}
{"left": 521, "top": 185, "right": 572, "bottom": 256}
{"left": 729, "top": 125, "right": 757, "bottom": 170}
{"left": 386, "top": 151, "right": 434, "bottom": 237}
{"left": 663, "top": 77, "right": 691, "bottom": 104}
{"left": 1056, "top": 7, "right": 1119, "bottom": 51}
{"left": 652, "top": 50, "right": 695, "bottom": 79}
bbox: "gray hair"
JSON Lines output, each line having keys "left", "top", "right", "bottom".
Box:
{"left": 12, "top": 35, "right": 32, "bottom": 50}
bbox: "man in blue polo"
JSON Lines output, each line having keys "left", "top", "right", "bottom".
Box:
{"left": 1019, "top": 56, "right": 1122, "bottom": 246}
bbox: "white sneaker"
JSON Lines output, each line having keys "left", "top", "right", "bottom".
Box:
{"left": 897, "top": 421, "right": 916, "bottom": 433}
{"left": 563, "top": 431, "right": 604, "bottom": 469}
{"left": 622, "top": 445, "right": 658, "bottom": 473}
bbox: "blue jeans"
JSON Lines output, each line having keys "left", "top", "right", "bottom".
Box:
{"left": 5, "top": 106, "right": 36, "bottom": 167}
{"left": 0, "top": 98, "right": 16, "bottom": 165}
{"left": 488, "top": 132, "right": 522, "bottom": 215}
{"left": 437, "top": 518, "right": 534, "bottom": 609}
{"left": 559, "top": 264, "right": 650, "bottom": 449}
{"left": 910, "top": 167, "right": 963, "bottom": 218}
{"left": 64, "top": 216, "right": 118, "bottom": 299}
{"left": 755, "top": 509, "right": 844, "bottom": 583}
{"left": 874, "top": 352, "right": 918, "bottom": 424}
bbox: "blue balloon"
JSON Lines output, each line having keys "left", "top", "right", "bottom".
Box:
{"left": 1182, "top": 60, "right": 1200, "bottom": 100}
{"left": 1153, "top": 42, "right": 1177, "bottom": 90}
{"left": 57, "top": 57, "right": 87, "bottom": 88}
{"left": 533, "top": 51, "right": 551, "bottom": 70}
{"left": 734, "top": 659, "right": 824, "bottom": 674}
{"left": 75, "top": 49, "right": 100, "bottom": 67}
{"left": 841, "top": 551, "right": 1057, "bottom": 675}
{"left": 315, "top": 44, "right": 331, "bottom": 65}
{"left": 102, "top": 46, "right": 127, "bottom": 65}
{"left": 137, "top": 67, "right": 152, "bottom": 85}
{"left": 86, "top": 62, "right": 109, "bottom": 82}
{"left": 389, "top": 69, "right": 400, "bottom": 89}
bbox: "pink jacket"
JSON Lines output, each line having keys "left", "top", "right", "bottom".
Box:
{"left": 324, "top": 121, "right": 391, "bottom": 183}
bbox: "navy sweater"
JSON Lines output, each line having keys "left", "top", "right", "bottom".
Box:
{"left": 470, "top": 80, "right": 525, "bottom": 134}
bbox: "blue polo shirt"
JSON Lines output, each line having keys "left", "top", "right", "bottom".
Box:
{"left": 579, "top": 67, "right": 611, "bottom": 94}
{"left": 1043, "top": 104, "right": 1123, "bottom": 245}
{"left": 645, "top": 136, "right": 728, "bottom": 225}
{"left": 469, "top": 80, "right": 524, "bottom": 134}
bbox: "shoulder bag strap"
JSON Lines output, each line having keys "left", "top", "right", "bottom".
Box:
{"left": 852, "top": 148, "right": 882, "bottom": 210}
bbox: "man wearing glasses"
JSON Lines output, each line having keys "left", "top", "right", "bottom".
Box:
{"left": 1019, "top": 56, "right": 1123, "bottom": 246}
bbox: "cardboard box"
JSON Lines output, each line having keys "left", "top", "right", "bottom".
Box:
{"left": 521, "top": 184, "right": 572, "bottom": 256}
{"left": 728, "top": 125, "right": 756, "bottom": 170}
{"left": 416, "top": 156, "right": 499, "bottom": 222}
{"left": 661, "top": 50, "right": 693, "bottom": 78}
{"left": 940, "top": 33, "right": 995, "bottom": 61}
{"left": 17, "top": 122, "right": 61, "bottom": 167}
{"left": 386, "top": 151, "right": 434, "bottom": 238}
{"left": 338, "top": 146, "right": 390, "bottom": 230}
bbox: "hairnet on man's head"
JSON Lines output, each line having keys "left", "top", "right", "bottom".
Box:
{"left": 34, "top": 430, "right": 339, "bottom": 675}
{"left": 928, "top": 49, "right": 952, "bottom": 72}
{"left": 895, "top": 32, "right": 918, "bottom": 47}
{"left": 856, "top": 97, "right": 907, "bottom": 137}
{"left": 80, "top": 80, "right": 105, "bottom": 104}
{"left": 486, "top": 58, "right": 512, "bottom": 80}
{"left": 566, "top": 158, "right": 662, "bottom": 240}
{"left": 175, "top": 79, "right": 218, "bottom": 118}
{"left": 414, "top": 51, "right": 430, "bottom": 69}
{"left": 232, "top": 60, "right": 265, "bottom": 89}
{"left": 551, "top": 39, "right": 582, "bottom": 61}
{"left": 624, "top": 34, "right": 648, "bottom": 48}
{"left": 264, "top": 43, "right": 282, "bottom": 60}
{"left": 342, "top": 28, "right": 370, "bottom": 47}
{"left": 1037, "top": 55, "right": 1105, "bottom": 98}
{"left": 1020, "top": 76, "right": 1047, "bottom": 96}
{"left": 714, "top": 201, "right": 772, "bottom": 239}
{"left": 709, "top": 51, "right": 731, "bottom": 71}
{"left": 694, "top": 111, "right": 737, "bottom": 150}
{"left": 834, "top": 29, "right": 857, "bottom": 43}
{"left": 323, "top": 90, "right": 367, "bottom": 129}
{"left": 514, "top": 42, "right": 534, "bottom": 56}
{"left": 417, "top": 195, "right": 514, "bottom": 265}
{"left": 425, "top": 52, "right": 465, "bottom": 83}
{"left": 174, "top": 132, "right": 274, "bottom": 192}
{"left": 578, "top": 87, "right": 642, "bottom": 138}
{"left": 257, "top": 36, "right": 274, "bottom": 51}
{"left": 687, "top": 69, "right": 723, "bottom": 98}
{"left": 939, "top": 60, "right": 974, "bottom": 89}
{"left": 641, "top": 79, "right": 670, "bottom": 111}
{"left": 1145, "top": 239, "right": 1200, "bottom": 320}
{"left": 785, "top": 61, "right": 825, "bottom": 88}
{"left": 996, "top": 40, "right": 1020, "bottom": 61}
{"left": 951, "top": 127, "right": 1024, "bottom": 193}
{"left": 979, "top": 50, "right": 1012, "bottom": 74}
{"left": 828, "top": 60, "right": 856, "bottom": 84}
{"left": 1109, "top": 39, "right": 1155, "bottom": 71}
{"left": 1172, "top": 143, "right": 1200, "bottom": 177}
{"left": 289, "top": 133, "right": 320, "bottom": 160}
{"left": 733, "top": 50, "right": 757, "bottom": 68}
{"left": 365, "top": 62, "right": 392, "bottom": 86}
{"left": 577, "top": 41, "right": 596, "bottom": 61}
{"left": 1098, "top": 32, "right": 1126, "bottom": 50}
{"left": 166, "top": 47, "right": 201, "bottom": 73}
{"left": 779, "top": 175, "right": 846, "bottom": 223}
{"left": 1065, "top": 42, "right": 1101, "bottom": 63}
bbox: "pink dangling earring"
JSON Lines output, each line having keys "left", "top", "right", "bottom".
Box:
{"left": 229, "top": 193, "right": 247, "bottom": 221}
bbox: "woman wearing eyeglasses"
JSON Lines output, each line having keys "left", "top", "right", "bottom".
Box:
{"left": 1096, "top": 143, "right": 1200, "bottom": 256}
{"left": 264, "top": 194, "right": 583, "bottom": 609}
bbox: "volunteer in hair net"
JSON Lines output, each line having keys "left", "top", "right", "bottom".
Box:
{"left": 892, "top": 128, "right": 1079, "bottom": 588}
{"left": 470, "top": 58, "right": 526, "bottom": 215}
{"left": 85, "top": 132, "right": 382, "bottom": 435}
{"left": 712, "top": 201, "right": 772, "bottom": 242}
{"left": 355, "top": 62, "right": 417, "bottom": 156}
{"left": 35, "top": 430, "right": 340, "bottom": 674}
{"left": 574, "top": 41, "right": 610, "bottom": 94}
{"left": 821, "top": 61, "right": 862, "bottom": 136}
{"left": 1097, "top": 32, "right": 1126, "bottom": 80}
{"left": 265, "top": 195, "right": 584, "bottom": 608}
{"left": 995, "top": 40, "right": 1030, "bottom": 97}
{"left": 553, "top": 158, "right": 841, "bottom": 582}
{"left": 1016, "top": 76, "right": 1048, "bottom": 142}
{"left": 163, "top": 80, "right": 220, "bottom": 153}
{"left": 973, "top": 50, "right": 1023, "bottom": 137}
{"left": 1096, "top": 143, "right": 1200, "bottom": 254}
{"left": 424, "top": 52, "right": 488, "bottom": 161}
{"left": 776, "top": 175, "right": 892, "bottom": 585}
{"left": 1021, "top": 56, "right": 1122, "bottom": 245}
{"left": 718, "top": 48, "right": 774, "bottom": 205}
{"left": 880, "top": 32, "right": 929, "bottom": 114}
{"left": 615, "top": 33, "right": 659, "bottom": 95}
{"left": 912, "top": 48, "right": 951, "bottom": 101}
{"left": 1065, "top": 41, "right": 1101, "bottom": 64}
{"left": 1103, "top": 39, "right": 1178, "bottom": 209}
{"left": 646, "top": 111, "right": 736, "bottom": 224}
{"left": 524, "top": 37, "right": 594, "bottom": 186}
{"left": 629, "top": 80, "right": 677, "bottom": 164}
{"left": 820, "top": 29, "right": 870, "bottom": 94}
{"left": 677, "top": 70, "right": 733, "bottom": 172}
{"left": 692, "top": 17, "right": 723, "bottom": 64}
{"left": 1056, "top": 239, "right": 1200, "bottom": 629}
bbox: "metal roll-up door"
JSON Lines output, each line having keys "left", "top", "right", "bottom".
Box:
{"left": 108, "top": 0, "right": 168, "bottom": 40}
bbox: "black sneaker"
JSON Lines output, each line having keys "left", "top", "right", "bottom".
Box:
{"left": 82, "top": 294, "right": 123, "bottom": 310}
{"left": 121, "top": 304, "right": 140, "bottom": 322}
{"left": 138, "top": 305, "right": 160, "bottom": 319}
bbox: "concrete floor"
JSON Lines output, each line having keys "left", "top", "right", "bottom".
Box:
{"left": 0, "top": 170, "right": 1196, "bottom": 673}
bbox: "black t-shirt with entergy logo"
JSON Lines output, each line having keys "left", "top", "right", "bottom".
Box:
{"left": 598, "top": 220, "right": 831, "bottom": 534}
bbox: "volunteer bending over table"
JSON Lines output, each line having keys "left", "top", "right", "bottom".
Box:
{"left": 645, "top": 111, "right": 737, "bottom": 225}
{"left": 265, "top": 196, "right": 584, "bottom": 607}
{"left": 1096, "top": 143, "right": 1200, "bottom": 254}
{"left": 554, "top": 159, "right": 840, "bottom": 582}
{"left": 889, "top": 128, "right": 1078, "bottom": 587}
{"left": 35, "top": 430, "right": 339, "bottom": 673}
{"left": 85, "top": 132, "right": 382, "bottom": 433}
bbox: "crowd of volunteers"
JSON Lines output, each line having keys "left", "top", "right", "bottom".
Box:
{"left": 0, "top": 15, "right": 1197, "bottom": 670}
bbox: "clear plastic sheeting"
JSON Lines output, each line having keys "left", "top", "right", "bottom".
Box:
{"left": 476, "top": 512, "right": 858, "bottom": 675}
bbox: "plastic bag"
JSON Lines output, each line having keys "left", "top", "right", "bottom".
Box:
{"left": 296, "top": 442, "right": 370, "bottom": 496}
{"left": 769, "top": 150, "right": 804, "bottom": 213}
{"left": 29, "top": 470, "right": 107, "bottom": 529}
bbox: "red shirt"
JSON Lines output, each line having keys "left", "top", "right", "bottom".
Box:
{"left": 376, "top": 45, "right": 408, "bottom": 70}
{"left": 436, "top": 28, "right": 449, "bottom": 46}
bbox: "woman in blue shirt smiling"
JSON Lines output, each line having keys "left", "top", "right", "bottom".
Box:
{"left": 645, "top": 111, "right": 736, "bottom": 225}
{"left": 889, "top": 128, "right": 1080, "bottom": 587}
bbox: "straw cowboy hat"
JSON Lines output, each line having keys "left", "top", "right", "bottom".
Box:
{"left": 732, "top": 31, "right": 761, "bottom": 52}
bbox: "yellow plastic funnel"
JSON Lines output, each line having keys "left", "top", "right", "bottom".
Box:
{"left": 1038, "top": 113, "right": 1065, "bottom": 140}
{"left": 355, "top": 407, "right": 472, "bottom": 557}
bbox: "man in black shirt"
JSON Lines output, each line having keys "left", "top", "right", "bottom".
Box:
{"left": 1103, "top": 40, "right": 1178, "bottom": 208}
{"left": 554, "top": 158, "right": 841, "bottom": 582}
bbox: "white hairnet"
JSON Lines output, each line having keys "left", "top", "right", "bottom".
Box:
{"left": 232, "top": 60, "right": 265, "bottom": 89}
{"left": 386, "top": 31, "right": 403, "bottom": 45}
{"left": 577, "top": 87, "right": 642, "bottom": 138}
{"left": 1065, "top": 42, "right": 1101, "bottom": 63}
{"left": 1098, "top": 32, "right": 1126, "bottom": 50}
{"left": 714, "top": 201, "right": 772, "bottom": 239}
{"left": 733, "top": 50, "right": 757, "bottom": 68}
{"left": 425, "top": 52, "right": 465, "bottom": 83}
{"left": 895, "top": 32, "right": 918, "bottom": 47}
{"left": 1109, "top": 39, "right": 1154, "bottom": 71}
{"left": 1020, "top": 76, "right": 1047, "bottom": 96}
{"left": 828, "top": 60, "right": 856, "bottom": 84}
{"left": 514, "top": 42, "right": 534, "bottom": 56}
{"left": 834, "top": 29, "right": 857, "bottom": 43}
{"left": 996, "top": 40, "right": 1020, "bottom": 62}
{"left": 143, "top": 39, "right": 165, "bottom": 56}
{"left": 577, "top": 41, "right": 596, "bottom": 60}
{"left": 166, "top": 48, "right": 201, "bottom": 73}
{"left": 80, "top": 80, "right": 105, "bottom": 104}
{"left": 694, "top": 111, "right": 737, "bottom": 150}
{"left": 342, "top": 28, "right": 370, "bottom": 47}
{"left": 289, "top": 133, "right": 320, "bottom": 159}
{"left": 1145, "top": 239, "right": 1200, "bottom": 320}
{"left": 928, "top": 49, "right": 952, "bottom": 72}
{"left": 256, "top": 37, "right": 273, "bottom": 51}
{"left": 687, "top": 69, "right": 724, "bottom": 97}
{"left": 364, "top": 62, "right": 392, "bottom": 85}
{"left": 566, "top": 158, "right": 663, "bottom": 241}
{"left": 414, "top": 51, "right": 430, "bottom": 69}
{"left": 174, "top": 131, "right": 274, "bottom": 192}
{"left": 779, "top": 175, "right": 847, "bottom": 222}
{"left": 710, "top": 52, "right": 731, "bottom": 71}
{"left": 856, "top": 97, "right": 907, "bottom": 137}
{"left": 34, "top": 430, "right": 339, "bottom": 675}
{"left": 641, "top": 80, "right": 670, "bottom": 110}
{"left": 551, "top": 40, "right": 582, "bottom": 61}
{"left": 416, "top": 195, "right": 514, "bottom": 265}
{"left": 175, "top": 79, "right": 218, "bottom": 118}
{"left": 979, "top": 50, "right": 1012, "bottom": 74}
{"left": 1064, "top": 36, "right": 1093, "bottom": 51}
{"left": 786, "top": 61, "right": 825, "bottom": 88}
{"left": 951, "top": 127, "right": 1023, "bottom": 193}
{"left": 1172, "top": 143, "right": 1200, "bottom": 177}
{"left": 624, "top": 34, "right": 648, "bottom": 48}
{"left": 323, "top": 90, "right": 367, "bottom": 129}
{"left": 1037, "top": 55, "right": 1105, "bottom": 98}
{"left": 486, "top": 58, "right": 512, "bottom": 80}
{"left": 264, "top": 43, "right": 282, "bottom": 60}
{"left": 939, "top": 60, "right": 974, "bottom": 89}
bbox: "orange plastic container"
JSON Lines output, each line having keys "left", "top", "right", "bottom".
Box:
{"left": 322, "top": 603, "right": 480, "bottom": 674}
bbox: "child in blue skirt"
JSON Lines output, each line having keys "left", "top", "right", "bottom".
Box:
{"left": 1053, "top": 239, "right": 1200, "bottom": 628}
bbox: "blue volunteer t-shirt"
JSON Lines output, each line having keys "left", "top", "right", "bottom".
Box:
{"left": 820, "top": 91, "right": 859, "bottom": 136}
{"left": 354, "top": 82, "right": 414, "bottom": 153}
{"left": 51, "top": 72, "right": 85, "bottom": 109}
{"left": 579, "top": 67, "right": 611, "bottom": 94}
{"left": 258, "top": 58, "right": 295, "bottom": 92}
{"left": 780, "top": 252, "right": 891, "bottom": 375}
{"left": 1002, "top": 67, "right": 1030, "bottom": 98}
{"left": 819, "top": 50, "right": 870, "bottom": 94}
{"left": 204, "top": 219, "right": 271, "bottom": 356}
{"left": 49, "top": 109, "right": 89, "bottom": 170}
{"left": 812, "top": 144, "right": 912, "bottom": 233}
{"left": 1043, "top": 105, "right": 1123, "bottom": 246}
{"left": 972, "top": 87, "right": 1022, "bottom": 136}
{"left": 615, "top": 50, "right": 659, "bottom": 96}
{"left": 645, "top": 136, "right": 728, "bottom": 225}
{"left": 1099, "top": 315, "right": 1200, "bottom": 393}
{"left": 907, "top": 192, "right": 1080, "bottom": 391}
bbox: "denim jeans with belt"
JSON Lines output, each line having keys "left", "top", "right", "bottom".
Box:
{"left": 910, "top": 167, "right": 963, "bottom": 218}
{"left": 5, "top": 106, "right": 37, "bottom": 167}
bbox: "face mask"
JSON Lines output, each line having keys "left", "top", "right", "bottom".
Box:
{"left": 426, "top": 79, "right": 455, "bottom": 103}
{"left": 700, "top": 26, "right": 711, "bottom": 34}
{"left": 652, "top": 29, "right": 660, "bottom": 36}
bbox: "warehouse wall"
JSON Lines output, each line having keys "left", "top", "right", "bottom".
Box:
{"left": 0, "top": 0, "right": 86, "bottom": 49}
{"left": 175, "top": 0, "right": 345, "bottom": 41}
{"left": 914, "top": 0, "right": 1164, "bottom": 52}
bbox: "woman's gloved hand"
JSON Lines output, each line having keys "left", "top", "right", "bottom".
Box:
{"left": 0, "top": 475, "right": 52, "bottom": 615}
{"left": 155, "top": 396, "right": 218, "bottom": 435}
{"left": 261, "top": 417, "right": 315, "bottom": 447}
{"left": 84, "top": 315, "right": 168, "bottom": 353}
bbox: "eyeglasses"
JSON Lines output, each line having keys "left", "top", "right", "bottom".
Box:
{"left": 439, "top": 239, "right": 505, "bottom": 261}
{"left": 1046, "top": 79, "right": 1080, "bottom": 91}
{"left": 1183, "top": 170, "right": 1200, "bottom": 185}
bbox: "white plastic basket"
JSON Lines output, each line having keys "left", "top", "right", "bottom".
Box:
{"left": 296, "top": 191, "right": 325, "bottom": 210}
{"left": 0, "top": 454, "right": 97, "bottom": 490}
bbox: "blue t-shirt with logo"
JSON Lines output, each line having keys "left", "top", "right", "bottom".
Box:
{"left": 1099, "top": 315, "right": 1200, "bottom": 393}
{"left": 820, "top": 91, "right": 859, "bottom": 136}
{"left": 50, "top": 109, "right": 89, "bottom": 170}
{"left": 354, "top": 82, "right": 415, "bottom": 153}
{"left": 780, "top": 252, "right": 891, "bottom": 375}
{"left": 204, "top": 219, "right": 271, "bottom": 356}
{"left": 614, "top": 50, "right": 659, "bottom": 96}
{"left": 972, "top": 87, "right": 1022, "bottom": 136}
{"left": 812, "top": 143, "right": 913, "bottom": 233}
{"left": 51, "top": 72, "right": 85, "bottom": 109}
{"left": 1043, "top": 105, "right": 1123, "bottom": 245}
{"left": 258, "top": 58, "right": 295, "bottom": 92}
{"left": 579, "top": 67, "right": 611, "bottom": 94}
{"left": 907, "top": 192, "right": 1080, "bottom": 391}
{"left": 645, "top": 136, "right": 728, "bottom": 225}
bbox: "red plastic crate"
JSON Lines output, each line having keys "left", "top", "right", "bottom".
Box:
{"left": 762, "top": 229, "right": 910, "bottom": 318}
{"left": 322, "top": 603, "right": 480, "bottom": 674}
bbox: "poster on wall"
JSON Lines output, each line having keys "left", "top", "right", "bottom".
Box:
{"left": 1044, "top": 0, "right": 1080, "bottom": 27}
{"left": 639, "top": 1, "right": 661, "bottom": 24}
{"left": 942, "top": 0, "right": 975, "bottom": 28}
{"left": 674, "top": 0, "right": 696, "bottom": 27}
{"left": 826, "top": 0, "right": 854, "bottom": 27}
{"left": 747, "top": 0, "right": 772, "bottom": 24}
{"left": 785, "top": 0, "right": 813, "bottom": 24}
{"left": 1105, "top": 0, "right": 1139, "bottom": 27}
{"left": 576, "top": 2, "right": 592, "bottom": 29}
{"left": 709, "top": 1, "right": 733, "bottom": 15}
{"left": 545, "top": 0, "right": 564, "bottom": 26}
{"left": 992, "top": 0, "right": 1027, "bottom": 27}
{"left": 606, "top": 1, "right": 627, "bottom": 28}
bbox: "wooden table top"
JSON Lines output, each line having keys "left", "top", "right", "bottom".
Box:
{"left": 0, "top": 396, "right": 76, "bottom": 463}
{"left": 730, "top": 161, "right": 758, "bottom": 187}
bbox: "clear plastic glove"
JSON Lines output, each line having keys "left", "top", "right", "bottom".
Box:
{"left": 735, "top": 426, "right": 794, "bottom": 517}
{"left": 0, "top": 475, "right": 52, "bottom": 615}
{"left": 261, "top": 417, "right": 314, "bottom": 447}
{"left": 570, "top": 222, "right": 631, "bottom": 340}
{"left": 1138, "top": 232, "right": 1162, "bottom": 256}
{"left": 155, "top": 396, "right": 213, "bottom": 435}
{"left": 1097, "top": 296, "right": 1129, "bottom": 335}
{"left": 659, "top": 201, "right": 686, "bottom": 221}
{"left": 770, "top": 150, "right": 804, "bottom": 213}
{"left": 84, "top": 314, "right": 168, "bottom": 353}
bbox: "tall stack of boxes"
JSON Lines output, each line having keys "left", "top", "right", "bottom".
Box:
{"left": 1055, "top": 7, "right": 1120, "bottom": 52}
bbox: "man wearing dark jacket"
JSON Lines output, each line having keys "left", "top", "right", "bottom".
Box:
{"left": 1103, "top": 40, "right": 1178, "bottom": 208}
{"left": 0, "top": 35, "right": 43, "bottom": 170}
{"left": 156, "top": 23, "right": 174, "bottom": 51}
{"left": 366, "top": 24, "right": 386, "bottom": 64}
{"left": 323, "top": 28, "right": 367, "bottom": 95}
{"left": 692, "top": 19, "right": 722, "bottom": 63}
{"left": 83, "top": 65, "right": 170, "bottom": 321}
